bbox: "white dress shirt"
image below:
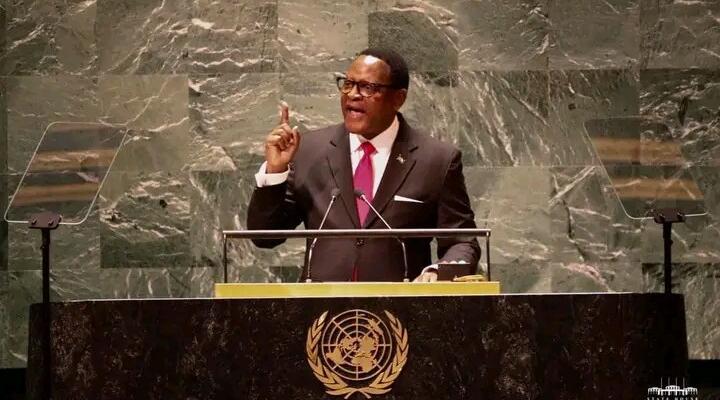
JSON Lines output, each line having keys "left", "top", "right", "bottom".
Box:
{"left": 255, "top": 116, "right": 400, "bottom": 196}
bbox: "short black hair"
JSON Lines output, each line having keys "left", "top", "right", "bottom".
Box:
{"left": 358, "top": 48, "right": 409, "bottom": 90}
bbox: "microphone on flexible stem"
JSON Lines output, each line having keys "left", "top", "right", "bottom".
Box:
{"left": 306, "top": 188, "right": 341, "bottom": 283}
{"left": 353, "top": 189, "right": 409, "bottom": 282}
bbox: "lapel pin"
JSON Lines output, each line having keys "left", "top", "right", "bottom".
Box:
{"left": 396, "top": 154, "right": 405, "bottom": 164}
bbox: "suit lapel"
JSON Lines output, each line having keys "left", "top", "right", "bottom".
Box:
{"left": 327, "top": 125, "right": 361, "bottom": 228}
{"left": 364, "top": 116, "right": 418, "bottom": 228}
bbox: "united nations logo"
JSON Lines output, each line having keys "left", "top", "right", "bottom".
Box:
{"left": 306, "top": 309, "right": 408, "bottom": 398}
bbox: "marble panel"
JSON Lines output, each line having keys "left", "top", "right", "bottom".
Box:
{"left": 7, "top": 202, "right": 100, "bottom": 271}
{"left": 278, "top": 0, "right": 374, "bottom": 72}
{"left": 227, "top": 263, "right": 300, "bottom": 283}
{"left": 189, "top": 165, "right": 305, "bottom": 278}
{"left": 550, "top": 261, "right": 644, "bottom": 293}
{"left": 401, "top": 72, "right": 461, "bottom": 146}
{"left": 451, "top": 71, "right": 550, "bottom": 166}
{"left": 643, "top": 262, "right": 720, "bottom": 359}
{"left": 549, "top": 166, "right": 643, "bottom": 264}
{"left": 491, "top": 261, "right": 552, "bottom": 294}
{"left": 55, "top": 0, "right": 96, "bottom": 74}
{"left": 96, "top": 0, "right": 278, "bottom": 74}
{"left": 4, "top": 75, "right": 100, "bottom": 174}
{"left": 0, "top": 272, "right": 7, "bottom": 367}
{"left": 638, "top": 69, "right": 720, "bottom": 265}
{"left": 466, "top": 166, "right": 552, "bottom": 265}
{"left": 1, "top": 174, "right": 7, "bottom": 272}
{"left": 0, "top": 2, "right": 5, "bottom": 64}
{"left": 370, "top": 1, "right": 458, "bottom": 72}
{"left": 640, "top": 0, "right": 720, "bottom": 69}
{"left": 186, "top": 0, "right": 277, "bottom": 73}
{"left": 99, "top": 172, "right": 191, "bottom": 269}
{"left": 395, "top": 71, "right": 550, "bottom": 167}
{"left": 455, "top": 0, "right": 549, "bottom": 70}
{"left": 1, "top": 79, "right": 6, "bottom": 272}
{"left": 548, "top": 69, "right": 639, "bottom": 167}
{"left": 267, "top": 265, "right": 303, "bottom": 283}
{"left": 195, "top": 71, "right": 550, "bottom": 171}
{"left": 0, "top": 0, "right": 96, "bottom": 74}
{"left": 280, "top": 71, "right": 341, "bottom": 130}
{"left": 548, "top": 0, "right": 639, "bottom": 69}
{"left": 0, "top": 61, "right": 5, "bottom": 175}
{"left": 693, "top": 166, "right": 720, "bottom": 219}
{"left": 640, "top": 68, "right": 720, "bottom": 166}
{"left": 97, "top": 74, "right": 191, "bottom": 174}
{"left": 188, "top": 73, "right": 280, "bottom": 169}
{"left": 95, "top": 0, "right": 191, "bottom": 74}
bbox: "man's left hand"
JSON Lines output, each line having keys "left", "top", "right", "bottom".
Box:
{"left": 413, "top": 270, "right": 438, "bottom": 283}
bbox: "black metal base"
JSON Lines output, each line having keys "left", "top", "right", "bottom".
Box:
{"left": 28, "top": 211, "right": 61, "bottom": 400}
{"left": 0, "top": 368, "right": 26, "bottom": 400}
{"left": 652, "top": 208, "right": 686, "bottom": 295}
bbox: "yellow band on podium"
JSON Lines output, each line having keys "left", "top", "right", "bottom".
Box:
{"left": 215, "top": 281, "right": 500, "bottom": 298}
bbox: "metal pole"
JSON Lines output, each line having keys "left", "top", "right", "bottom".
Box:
{"left": 651, "top": 209, "right": 685, "bottom": 295}
{"left": 486, "top": 235, "right": 491, "bottom": 281}
{"left": 41, "top": 228, "right": 51, "bottom": 400}
{"left": 223, "top": 236, "right": 228, "bottom": 284}
{"left": 663, "top": 222, "right": 672, "bottom": 294}
{"left": 222, "top": 228, "right": 491, "bottom": 239}
{"left": 28, "top": 211, "right": 61, "bottom": 400}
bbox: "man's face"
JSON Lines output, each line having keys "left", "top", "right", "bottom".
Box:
{"left": 341, "top": 55, "right": 406, "bottom": 138}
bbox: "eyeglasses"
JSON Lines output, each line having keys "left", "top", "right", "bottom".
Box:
{"left": 335, "top": 75, "right": 396, "bottom": 98}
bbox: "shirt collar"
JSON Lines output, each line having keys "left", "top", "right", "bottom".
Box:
{"left": 349, "top": 115, "right": 399, "bottom": 154}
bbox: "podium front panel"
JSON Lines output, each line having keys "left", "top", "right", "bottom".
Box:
{"left": 27, "top": 292, "right": 687, "bottom": 400}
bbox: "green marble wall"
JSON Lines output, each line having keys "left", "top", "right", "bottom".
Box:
{"left": 1, "top": 0, "right": 719, "bottom": 368}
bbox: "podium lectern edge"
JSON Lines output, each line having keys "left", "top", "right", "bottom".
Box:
{"left": 214, "top": 282, "right": 501, "bottom": 298}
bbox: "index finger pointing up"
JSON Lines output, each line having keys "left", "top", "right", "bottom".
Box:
{"left": 279, "top": 101, "right": 290, "bottom": 125}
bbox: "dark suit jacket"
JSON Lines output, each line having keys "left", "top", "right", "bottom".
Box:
{"left": 247, "top": 113, "right": 480, "bottom": 281}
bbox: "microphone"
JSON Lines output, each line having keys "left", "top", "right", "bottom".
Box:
{"left": 306, "top": 188, "right": 341, "bottom": 282}
{"left": 353, "top": 189, "right": 409, "bottom": 282}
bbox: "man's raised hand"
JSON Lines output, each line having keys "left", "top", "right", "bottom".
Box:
{"left": 265, "top": 101, "right": 300, "bottom": 173}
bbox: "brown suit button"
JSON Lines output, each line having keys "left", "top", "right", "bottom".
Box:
{"left": 355, "top": 239, "right": 365, "bottom": 247}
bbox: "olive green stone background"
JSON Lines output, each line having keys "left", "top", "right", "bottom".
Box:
{"left": 1, "top": 0, "right": 719, "bottom": 368}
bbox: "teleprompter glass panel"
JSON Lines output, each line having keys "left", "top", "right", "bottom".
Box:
{"left": 584, "top": 117, "right": 707, "bottom": 219}
{"left": 4, "top": 122, "right": 128, "bottom": 225}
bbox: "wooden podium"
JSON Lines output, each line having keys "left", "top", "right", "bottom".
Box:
{"left": 27, "top": 283, "right": 687, "bottom": 400}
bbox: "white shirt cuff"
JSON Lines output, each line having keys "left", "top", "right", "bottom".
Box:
{"left": 421, "top": 264, "right": 439, "bottom": 275}
{"left": 255, "top": 161, "right": 289, "bottom": 187}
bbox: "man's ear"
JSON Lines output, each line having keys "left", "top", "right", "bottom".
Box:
{"left": 393, "top": 89, "right": 407, "bottom": 111}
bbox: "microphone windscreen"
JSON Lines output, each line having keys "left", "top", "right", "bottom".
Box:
{"left": 331, "top": 188, "right": 341, "bottom": 197}
{"left": 353, "top": 189, "right": 364, "bottom": 198}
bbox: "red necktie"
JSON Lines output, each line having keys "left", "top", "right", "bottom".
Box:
{"left": 351, "top": 141, "right": 375, "bottom": 281}
{"left": 353, "top": 141, "right": 376, "bottom": 225}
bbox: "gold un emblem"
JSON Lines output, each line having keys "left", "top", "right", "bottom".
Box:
{"left": 306, "top": 309, "right": 409, "bottom": 398}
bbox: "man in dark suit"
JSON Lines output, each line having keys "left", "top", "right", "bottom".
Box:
{"left": 247, "top": 48, "right": 480, "bottom": 282}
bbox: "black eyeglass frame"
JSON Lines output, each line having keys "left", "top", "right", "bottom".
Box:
{"left": 335, "top": 75, "right": 399, "bottom": 97}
